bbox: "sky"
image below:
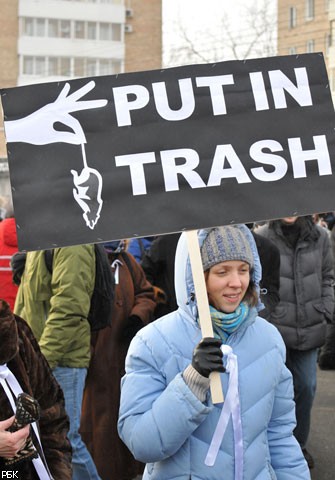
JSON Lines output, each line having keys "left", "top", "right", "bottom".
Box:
{"left": 162, "top": 0, "right": 277, "bottom": 67}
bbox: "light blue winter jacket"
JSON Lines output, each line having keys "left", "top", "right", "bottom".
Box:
{"left": 118, "top": 226, "right": 310, "bottom": 480}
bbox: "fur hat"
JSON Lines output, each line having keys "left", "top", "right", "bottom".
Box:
{"left": 201, "top": 225, "right": 254, "bottom": 271}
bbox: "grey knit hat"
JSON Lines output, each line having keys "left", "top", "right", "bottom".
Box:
{"left": 201, "top": 226, "right": 254, "bottom": 271}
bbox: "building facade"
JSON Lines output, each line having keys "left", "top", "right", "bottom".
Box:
{"left": 277, "top": 0, "right": 335, "bottom": 102}
{"left": 124, "top": 0, "right": 163, "bottom": 73}
{"left": 0, "top": 0, "right": 162, "bottom": 193}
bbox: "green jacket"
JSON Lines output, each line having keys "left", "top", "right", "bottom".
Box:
{"left": 14, "top": 244, "right": 95, "bottom": 369}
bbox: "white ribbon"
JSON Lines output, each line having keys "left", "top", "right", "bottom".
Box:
{"left": 111, "top": 259, "right": 123, "bottom": 284}
{"left": 205, "top": 345, "right": 243, "bottom": 480}
{"left": 0, "top": 364, "right": 53, "bottom": 479}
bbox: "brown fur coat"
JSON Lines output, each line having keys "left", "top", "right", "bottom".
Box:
{"left": 0, "top": 300, "right": 72, "bottom": 479}
{"left": 80, "top": 252, "right": 156, "bottom": 480}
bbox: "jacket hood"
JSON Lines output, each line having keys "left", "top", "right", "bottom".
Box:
{"left": 269, "top": 216, "right": 319, "bottom": 242}
{"left": 174, "top": 225, "right": 264, "bottom": 321}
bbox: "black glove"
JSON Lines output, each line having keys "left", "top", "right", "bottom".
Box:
{"left": 192, "top": 337, "right": 225, "bottom": 378}
{"left": 10, "top": 252, "right": 27, "bottom": 286}
{"left": 121, "top": 315, "right": 144, "bottom": 341}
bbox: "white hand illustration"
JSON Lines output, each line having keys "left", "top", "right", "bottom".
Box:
{"left": 4, "top": 81, "right": 107, "bottom": 145}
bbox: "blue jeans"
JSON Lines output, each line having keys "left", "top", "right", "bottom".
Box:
{"left": 53, "top": 367, "right": 101, "bottom": 480}
{"left": 286, "top": 348, "right": 318, "bottom": 449}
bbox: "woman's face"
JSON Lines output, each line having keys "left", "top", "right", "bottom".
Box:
{"left": 281, "top": 216, "right": 298, "bottom": 224}
{"left": 206, "top": 260, "right": 250, "bottom": 313}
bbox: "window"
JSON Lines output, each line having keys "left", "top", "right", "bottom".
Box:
{"left": 112, "top": 23, "right": 122, "bottom": 41}
{"left": 74, "top": 58, "right": 85, "bottom": 76}
{"left": 289, "top": 7, "right": 297, "bottom": 28}
{"left": 23, "top": 18, "right": 34, "bottom": 36}
{"left": 306, "top": 0, "right": 314, "bottom": 20}
{"left": 111, "top": 59, "right": 122, "bottom": 74}
{"left": 60, "top": 57, "right": 71, "bottom": 76}
{"left": 35, "top": 57, "right": 45, "bottom": 75}
{"left": 22, "top": 56, "right": 46, "bottom": 75}
{"left": 87, "top": 22, "right": 97, "bottom": 40}
{"left": 75, "top": 21, "right": 85, "bottom": 39}
{"left": 21, "top": 16, "right": 125, "bottom": 42}
{"left": 306, "top": 39, "right": 315, "bottom": 52}
{"left": 99, "top": 59, "right": 111, "bottom": 75}
{"left": 48, "top": 19, "right": 59, "bottom": 37}
{"left": 21, "top": 55, "right": 122, "bottom": 78}
{"left": 54, "top": 0, "right": 118, "bottom": 2}
{"left": 60, "top": 20, "right": 71, "bottom": 38}
{"left": 48, "top": 57, "right": 58, "bottom": 75}
{"left": 100, "top": 23, "right": 111, "bottom": 40}
{"left": 23, "top": 56, "right": 34, "bottom": 74}
{"left": 289, "top": 46, "right": 297, "bottom": 55}
{"left": 36, "top": 18, "right": 46, "bottom": 36}
{"left": 87, "top": 59, "right": 97, "bottom": 76}
{"left": 97, "top": 59, "right": 122, "bottom": 75}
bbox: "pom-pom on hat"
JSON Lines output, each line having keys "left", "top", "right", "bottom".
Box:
{"left": 201, "top": 225, "right": 254, "bottom": 271}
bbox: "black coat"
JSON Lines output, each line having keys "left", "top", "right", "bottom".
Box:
{"left": 252, "top": 231, "right": 280, "bottom": 318}
{"left": 141, "top": 233, "right": 181, "bottom": 319}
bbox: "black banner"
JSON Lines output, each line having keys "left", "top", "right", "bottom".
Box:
{"left": 1, "top": 53, "right": 335, "bottom": 250}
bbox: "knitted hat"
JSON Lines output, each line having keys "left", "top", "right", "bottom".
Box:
{"left": 201, "top": 226, "right": 254, "bottom": 271}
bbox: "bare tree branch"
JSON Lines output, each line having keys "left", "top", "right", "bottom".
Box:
{"left": 164, "top": 0, "right": 276, "bottom": 67}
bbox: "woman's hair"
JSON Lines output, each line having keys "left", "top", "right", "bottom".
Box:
{"left": 244, "top": 276, "right": 258, "bottom": 308}
{"left": 204, "top": 267, "right": 259, "bottom": 308}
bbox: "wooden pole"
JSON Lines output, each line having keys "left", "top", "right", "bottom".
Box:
{"left": 186, "top": 230, "right": 224, "bottom": 404}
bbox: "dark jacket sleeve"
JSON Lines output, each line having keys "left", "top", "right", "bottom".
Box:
{"left": 126, "top": 254, "right": 156, "bottom": 325}
{"left": 140, "top": 239, "right": 162, "bottom": 286}
{"left": 141, "top": 234, "right": 180, "bottom": 315}
{"left": 15, "top": 316, "right": 72, "bottom": 479}
{"left": 253, "top": 232, "right": 280, "bottom": 318}
{"left": 320, "top": 229, "right": 335, "bottom": 322}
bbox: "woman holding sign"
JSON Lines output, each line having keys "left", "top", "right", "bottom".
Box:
{"left": 118, "top": 225, "right": 309, "bottom": 479}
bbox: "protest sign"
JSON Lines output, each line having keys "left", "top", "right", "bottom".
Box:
{"left": 186, "top": 229, "right": 224, "bottom": 403}
{"left": 1, "top": 53, "right": 335, "bottom": 251}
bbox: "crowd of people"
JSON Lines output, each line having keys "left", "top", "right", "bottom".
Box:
{"left": 0, "top": 193, "right": 334, "bottom": 479}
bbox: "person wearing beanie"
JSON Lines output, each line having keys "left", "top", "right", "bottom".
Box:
{"left": 118, "top": 225, "right": 310, "bottom": 479}
{"left": 257, "top": 216, "right": 334, "bottom": 469}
